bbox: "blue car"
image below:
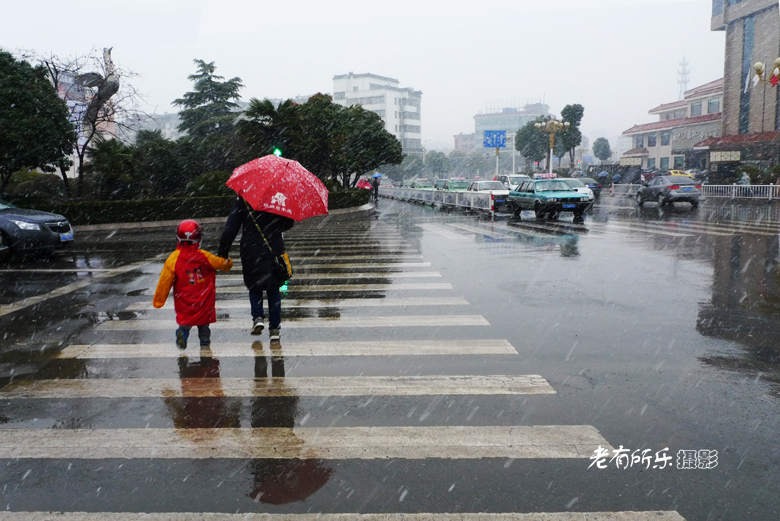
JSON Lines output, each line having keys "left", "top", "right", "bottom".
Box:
{"left": 0, "top": 199, "right": 74, "bottom": 256}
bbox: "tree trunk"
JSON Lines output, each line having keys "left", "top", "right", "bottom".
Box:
{"left": 0, "top": 169, "right": 11, "bottom": 197}
{"left": 57, "top": 160, "right": 72, "bottom": 198}
{"left": 569, "top": 149, "right": 576, "bottom": 174}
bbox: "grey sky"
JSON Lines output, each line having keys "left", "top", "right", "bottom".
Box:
{"left": 2, "top": 0, "right": 724, "bottom": 151}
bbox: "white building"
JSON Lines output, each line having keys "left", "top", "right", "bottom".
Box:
{"left": 333, "top": 73, "right": 422, "bottom": 156}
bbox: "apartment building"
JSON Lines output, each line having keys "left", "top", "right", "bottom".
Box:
{"left": 333, "top": 73, "right": 423, "bottom": 156}
{"left": 621, "top": 79, "right": 723, "bottom": 170}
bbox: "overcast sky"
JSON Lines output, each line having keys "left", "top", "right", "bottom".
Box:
{"left": 2, "top": 0, "right": 725, "bottom": 151}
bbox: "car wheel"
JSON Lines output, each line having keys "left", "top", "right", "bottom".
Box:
{"left": 657, "top": 193, "right": 665, "bottom": 206}
{"left": 691, "top": 202, "right": 699, "bottom": 209}
{"left": 534, "top": 203, "right": 545, "bottom": 219}
{"left": 549, "top": 211, "right": 560, "bottom": 220}
{"left": 511, "top": 202, "right": 522, "bottom": 220}
{"left": 636, "top": 192, "right": 644, "bottom": 207}
{"left": 573, "top": 210, "right": 584, "bottom": 219}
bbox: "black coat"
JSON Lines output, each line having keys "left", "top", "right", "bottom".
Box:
{"left": 218, "top": 197, "right": 295, "bottom": 291}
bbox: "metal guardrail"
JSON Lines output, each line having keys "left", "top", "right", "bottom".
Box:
{"left": 608, "top": 184, "right": 780, "bottom": 201}
{"left": 379, "top": 187, "right": 495, "bottom": 213}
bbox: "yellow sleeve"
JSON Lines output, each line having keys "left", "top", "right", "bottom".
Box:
{"left": 202, "top": 250, "right": 233, "bottom": 272}
{"left": 153, "top": 251, "right": 179, "bottom": 308}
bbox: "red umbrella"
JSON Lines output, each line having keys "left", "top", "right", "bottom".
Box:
{"left": 227, "top": 155, "right": 329, "bottom": 222}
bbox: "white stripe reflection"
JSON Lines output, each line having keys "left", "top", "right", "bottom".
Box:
{"left": 127, "top": 296, "right": 469, "bottom": 311}
{"left": 0, "top": 425, "right": 613, "bottom": 459}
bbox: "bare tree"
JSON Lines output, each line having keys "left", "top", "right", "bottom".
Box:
{"left": 36, "top": 48, "right": 146, "bottom": 197}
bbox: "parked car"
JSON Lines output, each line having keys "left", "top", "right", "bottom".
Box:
{"left": 578, "top": 177, "right": 603, "bottom": 198}
{"left": 497, "top": 174, "right": 532, "bottom": 191}
{"left": 466, "top": 180, "right": 510, "bottom": 211}
{"left": 507, "top": 179, "right": 591, "bottom": 220}
{"left": 443, "top": 180, "right": 469, "bottom": 191}
{"left": 667, "top": 170, "right": 695, "bottom": 179}
{"left": 409, "top": 179, "right": 434, "bottom": 190}
{"left": 0, "top": 199, "right": 74, "bottom": 256}
{"left": 636, "top": 176, "right": 702, "bottom": 208}
{"left": 560, "top": 178, "right": 595, "bottom": 202}
{"left": 434, "top": 179, "right": 448, "bottom": 190}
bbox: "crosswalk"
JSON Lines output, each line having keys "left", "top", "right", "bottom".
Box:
{"left": 0, "top": 219, "right": 687, "bottom": 519}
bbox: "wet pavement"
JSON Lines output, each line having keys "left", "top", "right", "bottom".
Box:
{"left": 1, "top": 196, "right": 779, "bottom": 520}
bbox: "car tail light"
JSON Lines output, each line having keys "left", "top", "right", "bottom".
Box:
{"left": 695, "top": 185, "right": 702, "bottom": 189}
{"left": 597, "top": 184, "right": 602, "bottom": 188}
{"left": 669, "top": 185, "right": 680, "bottom": 190}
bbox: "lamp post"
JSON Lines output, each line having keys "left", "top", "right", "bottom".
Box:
{"left": 535, "top": 119, "right": 570, "bottom": 176}
{"left": 752, "top": 58, "right": 780, "bottom": 133}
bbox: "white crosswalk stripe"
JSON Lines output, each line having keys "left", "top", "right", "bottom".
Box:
{"left": 97, "top": 315, "right": 490, "bottom": 330}
{"left": 56, "top": 339, "right": 517, "bottom": 358}
{"left": 217, "top": 282, "right": 453, "bottom": 293}
{"left": 216, "top": 271, "right": 443, "bottom": 282}
{"left": 128, "top": 296, "right": 469, "bottom": 311}
{"left": 0, "top": 375, "right": 555, "bottom": 398}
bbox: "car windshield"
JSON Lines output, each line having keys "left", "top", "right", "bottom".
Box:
{"left": 563, "top": 178, "right": 585, "bottom": 188}
{"left": 448, "top": 181, "right": 468, "bottom": 189}
{"left": 579, "top": 178, "right": 597, "bottom": 184}
{"left": 508, "top": 176, "right": 529, "bottom": 184}
{"left": 415, "top": 181, "right": 433, "bottom": 188}
{"left": 536, "top": 180, "right": 574, "bottom": 192}
{"left": 0, "top": 199, "right": 17, "bottom": 210}
{"left": 476, "top": 182, "right": 505, "bottom": 190}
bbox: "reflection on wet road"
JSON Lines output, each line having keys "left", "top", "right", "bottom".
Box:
{"left": 1, "top": 198, "right": 779, "bottom": 519}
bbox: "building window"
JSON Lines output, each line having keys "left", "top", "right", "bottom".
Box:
{"left": 334, "top": 92, "right": 345, "bottom": 100}
{"left": 740, "top": 16, "right": 755, "bottom": 134}
{"left": 713, "top": 0, "right": 723, "bottom": 16}
{"left": 660, "top": 131, "right": 671, "bottom": 146}
{"left": 660, "top": 157, "right": 669, "bottom": 170}
{"left": 635, "top": 136, "right": 644, "bottom": 148}
{"left": 648, "top": 158, "right": 656, "bottom": 169}
{"left": 690, "top": 101, "right": 702, "bottom": 116}
{"left": 674, "top": 156, "right": 684, "bottom": 168}
{"left": 708, "top": 98, "right": 720, "bottom": 114}
{"left": 647, "top": 134, "right": 657, "bottom": 147}
{"left": 353, "top": 86, "right": 358, "bottom": 92}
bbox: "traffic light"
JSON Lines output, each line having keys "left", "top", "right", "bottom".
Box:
{"left": 273, "top": 148, "right": 282, "bottom": 157}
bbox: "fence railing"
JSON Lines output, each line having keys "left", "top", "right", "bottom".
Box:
{"left": 379, "top": 187, "right": 494, "bottom": 213}
{"left": 607, "top": 184, "right": 780, "bottom": 201}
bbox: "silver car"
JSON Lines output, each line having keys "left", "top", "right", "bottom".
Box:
{"left": 636, "top": 176, "right": 702, "bottom": 208}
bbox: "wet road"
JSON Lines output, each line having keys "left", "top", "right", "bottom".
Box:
{"left": 1, "top": 197, "right": 779, "bottom": 520}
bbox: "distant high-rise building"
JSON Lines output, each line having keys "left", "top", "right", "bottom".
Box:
{"left": 453, "top": 132, "right": 476, "bottom": 154}
{"left": 474, "top": 101, "right": 550, "bottom": 151}
{"left": 333, "top": 73, "right": 422, "bottom": 156}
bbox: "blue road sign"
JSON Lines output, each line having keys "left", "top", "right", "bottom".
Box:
{"left": 483, "top": 130, "right": 506, "bottom": 148}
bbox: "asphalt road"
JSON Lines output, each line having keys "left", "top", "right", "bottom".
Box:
{"left": 0, "top": 196, "right": 779, "bottom": 521}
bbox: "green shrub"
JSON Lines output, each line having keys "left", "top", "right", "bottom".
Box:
{"left": 19, "top": 189, "right": 371, "bottom": 225}
{"left": 184, "top": 170, "right": 233, "bottom": 197}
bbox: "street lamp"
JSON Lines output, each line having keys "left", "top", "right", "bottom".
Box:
{"left": 752, "top": 58, "right": 780, "bottom": 132}
{"left": 535, "top": 118, "right": 570, "bottom": 176}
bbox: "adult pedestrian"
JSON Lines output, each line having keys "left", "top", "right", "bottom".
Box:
{"left": 371, "top": 175, "right": 380, "bottom": 202}
{"left": 218, "top": 195, "right": 294, "bottom": 341}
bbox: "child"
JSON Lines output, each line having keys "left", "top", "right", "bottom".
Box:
{"left": 153, "top": 220, "right": 233, "bottom": 349}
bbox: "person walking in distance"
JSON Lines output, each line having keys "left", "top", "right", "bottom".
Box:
{"left": 218, "top": 195, "right": 294, "bottom": 341}
{"left": 371, "top": 175, "right": 381, "bottom": 203}
{"left": 153, "top": 220, "right": 233, "bottom": 349}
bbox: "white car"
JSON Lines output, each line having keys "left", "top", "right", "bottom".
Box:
{"left": 497, "top": 174, "right": 532, "bottom": 191}
{"left": 466, "top": 180, "right": 511, "bottom": 211}
{"left": 560, "top": 178, "right": 595, "bottom": 202}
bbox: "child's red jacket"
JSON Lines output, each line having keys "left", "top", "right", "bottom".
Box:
{"left": 153, "top": 242, "right": 233, "bottom": 326}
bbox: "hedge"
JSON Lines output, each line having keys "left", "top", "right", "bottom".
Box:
{"left": 19, "top": 189, "right": 372, "bottom": 225}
